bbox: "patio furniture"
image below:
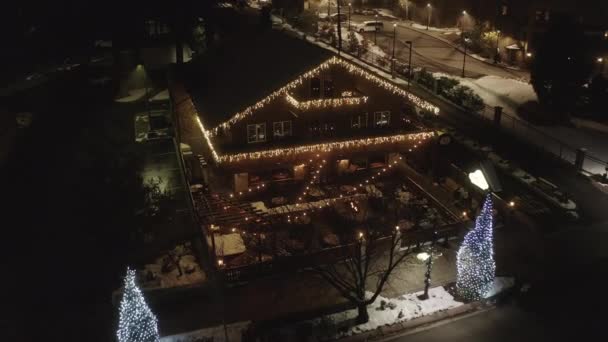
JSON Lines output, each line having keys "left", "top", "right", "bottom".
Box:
{"left": 322, "top": 233, "right": 340, "bottom": 246}
{"left": 308, "top": 186, "right": 325, "bottom": 198}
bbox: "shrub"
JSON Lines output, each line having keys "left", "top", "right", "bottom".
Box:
{"left": 445, "top": 85, "right": 485, "bottom": 112}
{"left": 437, "top": 76, "right": 459, "bottom": 96}
{"left": 417, "top": 68, "right": 435, "bottom": 90}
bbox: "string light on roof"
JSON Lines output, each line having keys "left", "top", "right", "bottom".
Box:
{"left": 285, "top": 93, "right": 368, "bottom": 110}
{"left": 209, "top": 56, "right": 440, "bottom": 135}
{"left": 218, "top": 132, "right": 434, "bottom": 163}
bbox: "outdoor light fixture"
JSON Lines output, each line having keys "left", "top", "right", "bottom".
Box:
{"left": 417, "top": 252, "right": 431, "bottom": 261}
{"left": 468, "top": 169, "right": 490, "bottom": 190}
{"left": 598, "top": 57, "right": 604, "bottom": 63}
{"left": 462, "top": 10, "right": 467, "bottom": 15}
{"left": 509, "top": 201, "right": 515, "bottom": 207}
{"left": 217, "top": 259, "right": 224, "bottom": 267}
{"left": 526, "top": 52, "right": 533, "bottom": 58}
{"left": 427, "top": 3, "right": 431, "bottom": 7}
{"left": 469, "top": 160, "right": 503, "bottom": 192}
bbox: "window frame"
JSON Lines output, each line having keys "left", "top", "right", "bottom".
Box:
{"left": 247, "top": 123, "right": 267, "bottom": 143}
{"left": 273, "top": 120, "right": 292, "bottom": 138}
{"left": 373, "top": 111, "right": 391, "bottom": 127}
{"left": 351, "top": 112, "right": 368, "bottom": 129}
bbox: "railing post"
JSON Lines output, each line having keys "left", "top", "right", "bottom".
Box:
{"left": 493, "top": 106, "right": 503, "bottom": 127}
{"left": 575, "top": 148, "right": 586, "bottom": 171}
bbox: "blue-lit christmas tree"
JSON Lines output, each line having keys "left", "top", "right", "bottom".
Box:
{"left": 117, "top": 268, "right": 160, "bottom": 342}
{"left": 456, "top": 195, "right": 496, "bottom": 301}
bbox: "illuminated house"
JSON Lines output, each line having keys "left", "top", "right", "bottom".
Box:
{"left": 172, "top": 30, "right": 439, "bottom": 193}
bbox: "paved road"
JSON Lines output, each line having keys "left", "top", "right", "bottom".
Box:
{"left": 349, "top": 14, "right": 529, "bottom": 80}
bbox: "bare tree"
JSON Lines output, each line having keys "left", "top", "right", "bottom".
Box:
{"left": 311, "top": 199, "right": 414, "bottom": 324}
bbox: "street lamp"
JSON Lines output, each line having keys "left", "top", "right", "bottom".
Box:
{"left": 462, "top": 39, "right": 467, "bottom": 77}
{"left": 348, "top": 2, "right": 352, "bottom": 31}
{"left": 598, "top": 57, "right": 606, "bottom": 74}
{"left": 406, "top": 40, "right": 413, "bottom": 89}
{"left": 426, "top": 3, "right": 432, "bottom": 30}
{"left": 392, "top": 23, "right": 397, "bottom": 78}
{"left": 494, "top": 30, "right": 501, "bottom": 64}
{"left": 374, "top": 14, "right": 379, "bottom": 44}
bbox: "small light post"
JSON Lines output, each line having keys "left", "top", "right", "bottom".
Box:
{"left": 418, "top": 231, "right": 438, "bottom": 300}
{"left": 462, "top": 39, "right": 467, "bottom": 77}
{"left": 494, "top": 29, "right": 501, "bottom": 64}
{"left": 348, "top": 3, "right": 352, "bottom": 31}
{"left": 392, "top": 23, "right": 397, "bottom": 78}
{"left": 597, "top": 57, "right": 606, "bottom": 74}
{"left": 406, "top": 40, "right": 413, "bottom": 89}
{"left": 374, "top": 14, "right": 379, "bottom": 44}
{"left": 426, "top": 3, "right": 432, "bottom": 30}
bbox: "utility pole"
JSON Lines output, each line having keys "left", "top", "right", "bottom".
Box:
{"left": 348, "top": 2, "right": 352, "bottom": 31}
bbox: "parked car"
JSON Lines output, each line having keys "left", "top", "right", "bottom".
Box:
{"left": 329, "top": 13, "right": 347, "bottom": 22}
{"left": 355, "top": 21, "right": 384, "bottom": 32}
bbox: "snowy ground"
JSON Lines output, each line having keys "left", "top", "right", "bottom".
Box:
{"left": 161, "top": 321, "right": 250, "bottom": 342}
{"left": 149, "top": 89, "right": 169, "bottom": 102}
{"left": 411, "top": 23, "right": 461, "bottom": 34}
{"left": 115, "top": 88, "right": 147, "bottom": 103}
{"left": 433, "top": 72, "right": 608, "bottom": 173}
{"left": 141, "top": 244, "right": 206, "bottom": 289}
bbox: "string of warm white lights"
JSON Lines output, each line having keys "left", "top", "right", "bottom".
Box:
{"left": 287, "top": 155, "right": 404, "bottom": 222}
{"left": 117, "top": 268, "right": 160, "bottom": 342}
{"left": 218, "top": 132, "right": 434, "bottom": 163}
{"left": 456, "top": 195, "right": 495, "bottom": 301}
{"left": 209, "top": 56, "right": 440, "bottom": 135}
{"left": 287, "top": 157, "right": 326, "bottom": 223}
{"left": 285, "top": 93, "right": 368, "bottom": 110}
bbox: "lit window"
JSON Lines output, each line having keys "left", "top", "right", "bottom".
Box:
{"left": 273, "top": 121, "right": 292, "bottom": 138}
{"left": 324, "top": 79, "right": 334, "bottom": 97}
{"left": 351, "top": 113, "right": 368, "bottom": 128}
{"left": 311, "top": 78, "right": 321, "bottom": 98}
{"left": 374, "top": 111, "right": 391, "bottom": 127}
{"left": 247, "top": 123, "right": 266, "bottom": 143}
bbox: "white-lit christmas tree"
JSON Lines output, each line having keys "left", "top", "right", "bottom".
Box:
{"left": 456, "top": 195, "right": 496, "bottom": 301}
{"left": 117, "top": 268, "right": 160, "bottom": 342}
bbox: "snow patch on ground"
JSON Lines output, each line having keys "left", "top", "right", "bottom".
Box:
{"left": 115, "top": 88, "right": 147, "bottom": 103}
{"left": 161, "top": 321, "right": 250, "bottom": 342}
{"left": 375, "top": 8, "right": 399, "bottom": 19}
{"left": 149, "top": 89, "right": 169, "bottom": 102}
{"left": 315, "top": 286, "right": 463, "bottom": 338}
{"left": 411, "top": 23, "right": 460, "bottom": 33}
{"left": 433, "top": 73, "right": 536, "bottom": 114}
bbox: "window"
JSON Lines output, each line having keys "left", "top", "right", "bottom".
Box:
{"left": 351, "top": 113, "right": 368, "bottom": 129}
{"left": 247, "top": 123, "right": 266, "bottom": 143}
{"left": 311, "top": 78, "right": 321, "bottom": 98}
{"left": 501, "top": 5, "right": 508, "bottom": 16}
{"left": 374, "top": 111, "right": 390, "bottom": 127}
{"left": 273, "top": 121, "right": 292, "bottom": 138}
{"left": 323, "top": 79, "right": 334, "bottom": 97}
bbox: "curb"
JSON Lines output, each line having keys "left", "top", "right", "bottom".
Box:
{"left": 334, "top": 301, "right": 487, "bottom": 342}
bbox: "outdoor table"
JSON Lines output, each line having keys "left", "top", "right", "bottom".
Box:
{"left": 322, "top": 233, "right": 340, "bottom": 246}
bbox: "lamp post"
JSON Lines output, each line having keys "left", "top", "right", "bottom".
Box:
{"left": 392, "top": 23, "right": 397, "bottom": 78}
{"left": 374, "top": 14, "right": 378, "bottom": 44}
{"left": 598, "top": 57, "right": 606, "bottom": 74}
{"left": 462, "top": 40, "right": 467, "bottom": 78}
{"left": 348, "top": 3, "right": 352, "bottom": 31}
{"left": 426, "top": 3, "right": 432, "bottom": 30}
{"left": 494, "top": 30, "right": 501, "bottom": 64}
{"left": 406, "top": 40, "right": 413, "bottom": 89}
